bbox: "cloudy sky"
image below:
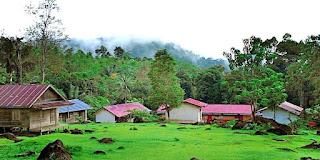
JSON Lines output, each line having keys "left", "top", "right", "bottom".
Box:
{"left": 1, "top": 0, "right": 320, "bottom": 59}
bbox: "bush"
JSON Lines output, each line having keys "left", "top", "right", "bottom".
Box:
{"left": 252, "top": 123, "right": 271, "bottom": 131}
{"left": 289, "top": 118, "right": 309, "bottom": 130}
{"left": 126, "top": 109, "right": 162, "bottom": 122}
{"left": 227, "top": 120, "right": 236, "bottom": 126}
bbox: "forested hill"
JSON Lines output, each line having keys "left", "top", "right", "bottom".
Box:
{"left": 65, "top": 38, "right": 229, "bottom": 70}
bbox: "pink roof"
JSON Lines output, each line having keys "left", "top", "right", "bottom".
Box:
{"left": 103, "top": 102, "right": 151, "bottom": 117}
{"left": 202, "top": 104, "right": 252, "bottom": 115}
{"left": 35, "top": 101, "right": 74, "bottom": 109}
{"left": 278, "top": 101, "right": 303, "bottom": 115}
{"left": 0, "top": 84, "right": 68, "bottom": 108}
{"left": 184, "top": 98, "right": 207, "bottom": 107}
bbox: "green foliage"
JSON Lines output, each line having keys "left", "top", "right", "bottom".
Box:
{"left": 76, "top": 116, "right": 83, "bottom": 123}
{"left": 305, "top": 105, "right": 320, "bottom": 122}
{"left": 125, "top": 109, "right": 162, "bottom": 122}
{"left": 194, "top": 66, "right": 224, "bottom": 103}
{"left": 65, "top": 145, "right": 83, "bottom": 156}
{"left": 148, "top": 49, "right": 185, "bottom": 114}
{"left": 251, "top": 123, "right": 272, "bottom": 131}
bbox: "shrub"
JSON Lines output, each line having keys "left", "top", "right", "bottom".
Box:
{"left": 289, "top": 118, "right": 309, "bottom": 130}
{"left": 252, "top": 123, "right": 271, "bottom": 131}
{"left": 126, "top": 109, "right": 162, "bottom": 122}
{"left": 76, "top": 116, "right": 83, "bottom": 123}
{"left": 227, "top": 120, "right": 236, "bottom": 126}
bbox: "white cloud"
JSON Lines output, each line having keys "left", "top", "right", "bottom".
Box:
{"left": 1, "top": 0, "right": 320, "bottom": 59}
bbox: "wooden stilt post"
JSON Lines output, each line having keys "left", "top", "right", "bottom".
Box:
{"left": 55, "top": 108, "right": 57, "bottom": 128}
{"left": 40, "top": 110, "right": 42, "bottom": 135}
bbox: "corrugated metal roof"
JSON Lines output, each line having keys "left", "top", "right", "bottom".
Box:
{"left": 279, "top": 101, "right": 303, "bottom": 115}
{"left": 203, "top": 104, "right": 252, "bottom": 115}
{"left": 59, "top": 99, "right": 93, "bottom": 113}
{"left": 0, "top": 84, "right": 50, "bottom": 108}
{"left": 184, "top": 98, "right": 207, "bottom": 107}
{"left": 35, "top": 101, "right": 74, "bottom": 109}
{"left": 102, "top": 102, "right": 150, "bottom": 117}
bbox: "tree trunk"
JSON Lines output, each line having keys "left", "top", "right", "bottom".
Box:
{"left": 16, "top": 47, "right": 22, "bottom": 84}
{"left": 40, "top": 45, "right": 46, "bottom": 84}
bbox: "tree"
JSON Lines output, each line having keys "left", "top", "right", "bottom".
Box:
{"left": 194, "top": 66, "right": 223, "bottom": 103}
{"left": 95, "top": 45, "right": 111, "bottom": 58}
{"left": 26, "top": 0, "right": 67, "bottom": 84}
{"left": 116, "top": 74, "right": 134, "bottom": 103}
{"left": 114, "top": 46, "right": 124, "bottom": 59}
{"left": 148, "top": 49, "right": 185, "bottom": 117}
{"left": 234, "top": 66, "right": 287, "bottom": 120}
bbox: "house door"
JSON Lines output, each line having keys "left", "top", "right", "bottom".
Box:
{"left": 207, "top": 115, "right": 212, "bottom": 123}
{"left": 235, "top": 115, "right": 243, "bottom": 121}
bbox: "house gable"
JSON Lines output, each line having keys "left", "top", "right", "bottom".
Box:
{"left": 36, "top": 88, "right": 63, "bottom": 103}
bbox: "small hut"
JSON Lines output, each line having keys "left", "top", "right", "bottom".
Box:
{"left": 0, "top": 84, "right": 73, "bottom": 133}
{"left": 59, "top": 99, "right": 92, "bottom": 123}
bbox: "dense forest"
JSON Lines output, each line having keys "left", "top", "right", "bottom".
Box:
{"left": 0, "top": 0, "right": 319, "bottom": 121}
{"left": 66, "top": 38, "right": 229, "bottom": 69}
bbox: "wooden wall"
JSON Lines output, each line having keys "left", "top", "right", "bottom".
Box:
{"left": 202, "top": 115, "right": 251, "bottom": 122}
{"left": 36, "top": 88, "right": 62, "bottom": 103}
{"left": 0, "top": 109, "right": 30, "bottom": 128}
{"left": 59, "top": 110, "right": 87, "bottom": 124}
{"left": 29, "top": 108, "right": 58, "bottom": 129}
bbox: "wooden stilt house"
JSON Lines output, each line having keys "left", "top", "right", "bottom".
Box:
{"left": 0, "top": 84, "right": 74, "bottom": 133}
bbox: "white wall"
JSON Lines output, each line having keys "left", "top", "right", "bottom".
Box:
{"left": 165, "top": 103, "right": 201, "bottom": 123}
{"left": 261, "top": 108, "right": 299, "bottom": 124}
{"left": 95, "top": 109, "right": 115, "bottom": 123}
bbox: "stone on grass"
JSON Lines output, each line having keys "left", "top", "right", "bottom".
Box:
{"left": 177, "top": 127, "right": 186, "bottom": 129}
{"left": 301, "top": 141, "right": 320, "bottom": 149}
{"left": 267, "top": 128, "right": 288, "bottom": 135}
{"left": 98, "top": 138, "right": 115, "bottom": 144}
{"left": 14, "top": 151, "right": 36, "bottom": 157}
{"left": 316, "top": 130, "right": 320, "bottom": 136}
{"left": 37, "top": 139, "right": 71, "bottom": 160}
{"left": 90, "top": 136, "right": 97, "bottom": 139}
{"left": 205, "top": 128, "right": 211, "bottom": 130}
{"left": 277, "top": 148, "right": 296, "bottom": 152}
{"left": 215, "top": 121, "right": 231, "bottom": 128}
{"left": 254, "top": 131, "right": 268, "bottom": 135}
{"left": 85, "top": 130, "right": 93, "bottom": 133}
{"left": 70, "top": 128, "right": 83, "bottom": 134}
{"left": 1, "top": 133, "right": 23, "bottom": 143}
{"left": 272, "top": 138, "right": 286, "bottom": 142}
{"left": 61, "top": 129, "right": 69, "bottom": 133}
{"left": 130, "top": 127, "right": 138, "bottom": 130}
{"left": 160, "top": 124, "right": 167, "bottom": 127}
{"left": 118, "top": 146, "right": 125, "bottom": 149}
{"left": 93, "top": 150, "right": 105, "bottom": 154}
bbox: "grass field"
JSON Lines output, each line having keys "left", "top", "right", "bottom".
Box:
{"left": 0, "top": 123, "right": 319, "bottom": 160}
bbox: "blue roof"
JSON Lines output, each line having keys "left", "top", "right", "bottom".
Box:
{"left": 59, "top": 99, "right": 92, "bottom": 113}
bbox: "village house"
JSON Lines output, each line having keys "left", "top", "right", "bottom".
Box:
{"left": 0, "top": 84, "right": 73, "bottom": 133}
{"left": 157, "top": 98, "right": 252, "bottom": 123}
{"left": 202, "top": 104, "right": 252, "bottom": 123}
{"left": 59, "top": 99, "right": 92, "bottom": 123}
{"left": 256, "top": 101, "right": 303, "bottom": 124}
{"left": 157, "top": 98, "right": 207, "bottom": 123}
{"left": 94, "top": 102, "right": 151, "bottom": 123}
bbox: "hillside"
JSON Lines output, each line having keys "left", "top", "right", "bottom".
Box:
{"left": 65, "top": 38, "right": 229, "bottom": 70}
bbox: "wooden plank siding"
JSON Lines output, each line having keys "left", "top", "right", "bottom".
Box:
{"left": 59, "top": 110, "right": 87, "bottom": 123}
{"left": 0, "top": 109, "right": 30, "bottom": 127}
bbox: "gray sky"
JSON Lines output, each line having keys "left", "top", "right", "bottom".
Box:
{"left": 1, "top": 0, "right": 320, "bottom": 59}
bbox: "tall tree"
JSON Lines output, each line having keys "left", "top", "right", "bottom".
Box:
{"left": 95, "top": 45, "right": 111, "bottom": 58}
{"left": 26, "top": 0, "right": 67, "bottom": 83}
{"left": 148, "top": 49, "right": 184, "bottom": 117}
{"left": 194, "top": 66, "right": 223, "bottom": 103}
{"left": 114, "top": 46, "right": 124, "bottom": 59}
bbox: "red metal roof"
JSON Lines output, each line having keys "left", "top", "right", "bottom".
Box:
{"left": 0, "top": 84, "right": 50, "bottom": 108}
{"left": 0, "top": 84, "right": 69, "bottom": 109}
{"left": 34, "top": 101, "right": 74, "bottom": 109}
{"left": 279, "top": 101, "right": 303, "bottom": 115}
{"left": 184, "top": 98, "right": 207, "bottom": 107}
{"left": 202, "top": 104, "right": 252, "bottom": 115}
{"left": 102, "top": 102, "right": 151, "bottom": 117}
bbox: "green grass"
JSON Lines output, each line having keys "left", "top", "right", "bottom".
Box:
{"left": 0, "top": 123, "right": 319, "bottom": 160}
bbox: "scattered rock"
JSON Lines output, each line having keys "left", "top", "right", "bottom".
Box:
{"left": 133, "top": 117, "right": 143, "bottom": 123}
{"left": 37, "top": 139, "right": 71, "bottom": 160}
{"left": 70, "top": 128, "right": 83, "bottom": 134}
{"left": 93, "top": 150, "right": 106, "bottom": 154}
{"left": 61, "top": 129, "right": 69, "bottom": 133}
{"left": 267, "top": 128, "right": 288, "bottom": 135}
{"left": 130, "top": 127, "right": 138, "bottom": 130}
{"left": 255, "top": 116, "right": 293, "bottom": 135}
{"left": 98, "top": 138, "right": 115, "bottom": 144}
{"left": 177, "top": 127, "right": 186, "bottom": 129}
{"left": 215, "top": 121, "right": 231, "bottom": 128}
{"left": 90, "top": 136, "right": 97, "bottom": 139}
{"left": 190, "top": 157, "right": 204, "bottom": 160}
{"left": 118, "top": 146, "right": 124, "bottom": 149}
{"left": 301, "top": 141, "right": 320, "bottom": 149}
{"left": 192, "top": 122, "right": 206, "bottom": 125}
{"left": 81, "top": 121, "right": 91, "bottom": 124}
{"left": 272, "top": 138, "right": 286, "bottom": 142}
{"left": 14, "top": 151, "right": 36, "bottom": 157}
{"left": 317, "top": 130, "right": 320, "bottom": 135}
{"left": 160, "top": 124, "right": 167, "bottom": 127}
{"left": 232, "top": 121, "right": 247, "bottom": 130}
{"left": 277, "top": 148, "right": 296, "bottom": 152}
{"left": 254, "top": 131, "right": 268, "bottom": 135}
{"left": 300, "top": 157, "right": 317, "bottom": 160}
{"left": 1, "top": 133, "right": 23, "bottom": 143}
{"left": 205, "top": 128, "right": 211, "bottom": 130}
{"left": 85, "top": 130, "right": 93, "bottom": 133}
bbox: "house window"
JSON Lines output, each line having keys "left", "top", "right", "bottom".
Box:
{"left": 50, "top": 110, "right": 55, "bottom": 123}
{"left": 12, "top": 110, "right": 20, "bottom": 121}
